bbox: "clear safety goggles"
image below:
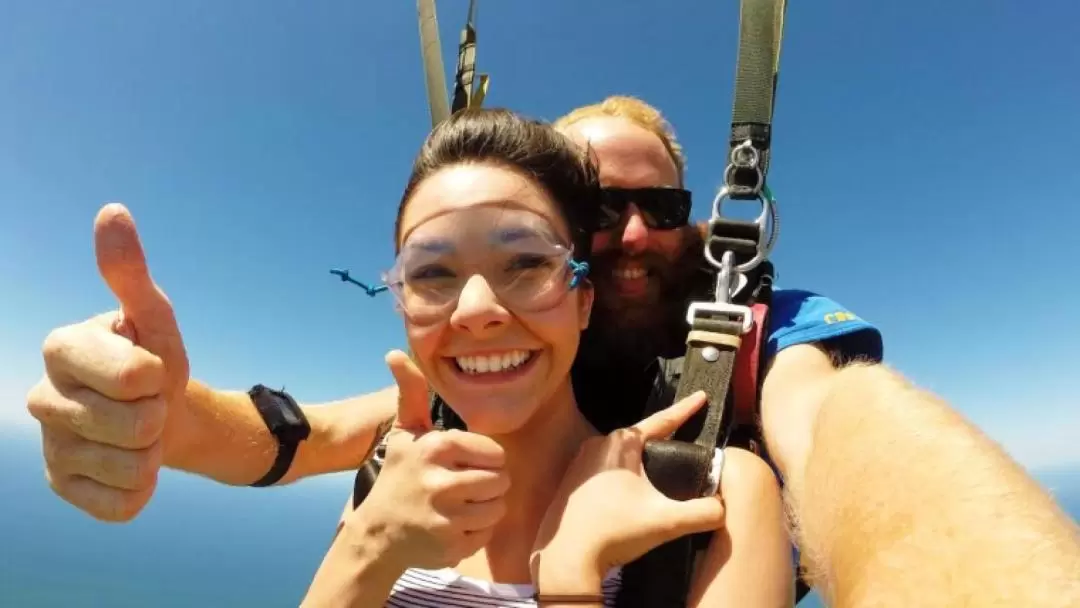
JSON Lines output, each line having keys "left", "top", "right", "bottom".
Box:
{"left": 380, "top": 207, "right": 590, "bottom": 325}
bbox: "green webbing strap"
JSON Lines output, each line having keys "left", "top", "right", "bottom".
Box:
{"left": 731, "top": 0, "right": 785, "bottom": 127}
{"left": 727, "top": 0, "right": 787, "bottom": 197}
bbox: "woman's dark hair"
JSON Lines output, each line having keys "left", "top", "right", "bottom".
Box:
{"left": 394, "top": 108, "right": 600, "bottom": 260}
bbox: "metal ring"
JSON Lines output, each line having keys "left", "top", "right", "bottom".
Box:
{"left": 721, "top": 164, "right": 764, "bottom": 195}
{"left": 730, "top": 140, "right": 759, "bottom": 169}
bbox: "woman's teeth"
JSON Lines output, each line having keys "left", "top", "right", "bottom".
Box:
{"left": 614, "top": 268, "right": 646, "bottom": 280}
{"left": 455, "top": 350, "right": 533, "bottom": 374}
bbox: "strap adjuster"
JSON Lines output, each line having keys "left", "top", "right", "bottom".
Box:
{"left": 686, "top": 301, "right": 754, "bottom": 335}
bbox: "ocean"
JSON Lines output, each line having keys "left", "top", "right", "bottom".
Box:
{"left": 2, "top": 434, "right": 1077, "bottom": 607}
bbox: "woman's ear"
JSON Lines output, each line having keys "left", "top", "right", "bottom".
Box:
{"left": 577, "top": 279, "right": 594, "bottom": 330}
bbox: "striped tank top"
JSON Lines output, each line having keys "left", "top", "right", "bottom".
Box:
{"left": 385, "top": 566, "right": 623, "bottom": 607}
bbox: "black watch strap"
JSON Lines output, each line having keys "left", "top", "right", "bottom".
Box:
{"left": 247, "top": 384, "right": 311, "bottom": 487}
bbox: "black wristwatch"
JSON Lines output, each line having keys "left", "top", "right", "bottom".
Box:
{"left": 247, "top": 384, "right": 312, "bottom": 487}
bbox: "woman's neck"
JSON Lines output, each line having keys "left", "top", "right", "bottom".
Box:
{"left": 457, "top": 380, "right": 598, "bottom": 584}
{"left": 498, "top": 380, "right": 596, "bottom": 502}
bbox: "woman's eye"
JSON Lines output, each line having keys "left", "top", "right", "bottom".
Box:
{"left": 408, "top": 264, "right": 454, "bottom": 281}
{"left": 507, "top": 254, "right": 554, "bottom": 271}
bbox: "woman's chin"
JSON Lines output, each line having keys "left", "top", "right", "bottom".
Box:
{"left": 432, "top": 350, "right": 580, "bottom": 436}
{"left": 446, "top": 398, "right": 535, "bottom": 436}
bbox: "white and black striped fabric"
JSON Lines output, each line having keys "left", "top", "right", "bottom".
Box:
{"left": 385, "top": 566, "right": 622, "bottom": 607}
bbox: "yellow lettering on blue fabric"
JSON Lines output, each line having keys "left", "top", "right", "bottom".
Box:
{"left": 824, "top": 311, "right": 858, "bottom": 324}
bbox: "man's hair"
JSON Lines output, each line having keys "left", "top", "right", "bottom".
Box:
{"left": 554, "top": 95, "right": 686, "bottom": 186}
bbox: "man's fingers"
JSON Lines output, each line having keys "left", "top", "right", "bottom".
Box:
{"left": 93, "top": 203, "right": 189, "bottom": 380}
{"left": 633, "top": 390, "right": 708, "bottom": 439}
{"left": 28, "top": 382, "right": 167, "bottom": 450}
{"left": 42, "top": 428, "right": 162, "bottom": 491}
{"left": 45, "top": 470, "right": 157, "bottom": 523}
{"left": 386, "top": 350, "right": 433, "bottom": 432}
{"left": 42, "top": 323, "right": 165, "bottom": 401}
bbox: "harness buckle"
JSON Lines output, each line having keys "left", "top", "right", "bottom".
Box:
{"left": 704, "top": 185, "right": 776, "bottom": 275}
{"left": 686, "top": 301, "right": 754, "bottom": 335}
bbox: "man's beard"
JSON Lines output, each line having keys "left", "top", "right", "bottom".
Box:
{"left": 580, "top": 229, "right": 707, "bottom": 368}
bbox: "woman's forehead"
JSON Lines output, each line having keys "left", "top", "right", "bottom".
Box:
{"left": 403, "top": 205, "right": 563, "bottom": 253}
{"left": 399, "top": 164, "right": 571, "bottom": 244}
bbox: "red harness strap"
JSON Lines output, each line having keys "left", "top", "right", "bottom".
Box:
{"left": 733, "top": 302, "right": 769, "bottom": 429}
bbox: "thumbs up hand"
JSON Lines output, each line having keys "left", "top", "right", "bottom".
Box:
{"left": 26, "top": 203, "right": 191, "bottom": 522}
{"left": 341, "top": 350, "right": 510, "bottom": 571}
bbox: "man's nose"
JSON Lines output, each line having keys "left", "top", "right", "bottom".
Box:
{"left": 448, "top": 274, "right": 511, "bottom": 337}
{"left": 619, "top": 203, "right": 650, "bottom": 255}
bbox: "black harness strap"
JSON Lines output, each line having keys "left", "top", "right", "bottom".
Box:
{"left": 617, "top": 1, "right": 787, "bottom": 607}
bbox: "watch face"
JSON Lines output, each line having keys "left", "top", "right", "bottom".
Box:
{"left": 253, "top": 387, "right": 311, "bottom": 442}
{"left": 273, "top": 393, "right": 311, "bottom": 442}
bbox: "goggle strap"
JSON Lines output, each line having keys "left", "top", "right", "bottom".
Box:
{"left": 568, "top": 260, "right": 590, "bottom": 289}
{"left": 331, "top": 255, "right": 588, "bottom": 301}
{"left": 329, "top": 268, "right": 390, "bottom": 298}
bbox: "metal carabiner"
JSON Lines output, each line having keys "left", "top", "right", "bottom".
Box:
{"left": 703, "top": 185, "right": 775, "bottom": 275}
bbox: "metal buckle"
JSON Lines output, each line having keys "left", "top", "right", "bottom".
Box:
{"left": 686, "top": 301, "right": 754, "bottom": 335}
{"left": 704, "top": 186, "right": 776, "bottom": 274}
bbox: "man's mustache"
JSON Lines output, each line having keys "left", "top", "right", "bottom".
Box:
{"left": 591, "top": 252, "right": 671, "bottom": 277}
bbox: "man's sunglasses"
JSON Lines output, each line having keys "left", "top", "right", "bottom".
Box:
{"left": 596, "top": 187, "right": 693, "bottom": 231}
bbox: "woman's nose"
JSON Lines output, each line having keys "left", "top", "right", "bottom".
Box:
{"left": 448, "top": 274, "right": 512, "bottom": 337}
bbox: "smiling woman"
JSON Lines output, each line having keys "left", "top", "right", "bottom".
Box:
{"left": 301, "top": 108, "right": 793, "bottom": 608}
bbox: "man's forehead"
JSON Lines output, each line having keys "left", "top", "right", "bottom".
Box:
{"left": 561, "top": 117, "right": 680, "bottom": 189}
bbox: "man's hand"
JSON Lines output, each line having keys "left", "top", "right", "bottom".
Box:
{"left": 26, "top": 203, "right": 191, "bottom": 522}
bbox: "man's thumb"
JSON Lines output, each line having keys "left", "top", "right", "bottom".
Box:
{"left": 94, "top": 203, "right": 187, "bottom": 369}
{"left": 386, "top": 350, "right": 433, "bottom": 432}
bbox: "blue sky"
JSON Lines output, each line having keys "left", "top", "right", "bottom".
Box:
{"left": 1, "top": 0, "right": 1078, "bottom": 471}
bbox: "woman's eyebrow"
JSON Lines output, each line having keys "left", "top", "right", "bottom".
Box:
{"left": 490, "top": 225, "right": 557, "bottom": 245}
{"left": 403, "top": 237, "right": 455, "bottom": 254}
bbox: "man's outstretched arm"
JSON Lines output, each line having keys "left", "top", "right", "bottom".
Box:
{"left": 761, "top": 344, "right": 1080, "bottom": 607}
{"left": 167, "top": 381, "right": 397, "bottom": 486}
{"left": 28, "top": 308, "right": 398, "bottom": 522}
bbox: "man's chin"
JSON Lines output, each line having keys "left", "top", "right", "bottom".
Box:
{"left": 597, "top": 282, "right": 659, "bottom": 310}
{"left": 583, "top": 300, "right": 674, "bottom": 363}
{"left": 612, "top": 303, "right": 660, "bottom": 327}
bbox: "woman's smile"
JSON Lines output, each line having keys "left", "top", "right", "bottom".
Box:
{"left": 444, "top": 348, "right": 542, "bottom": 386}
